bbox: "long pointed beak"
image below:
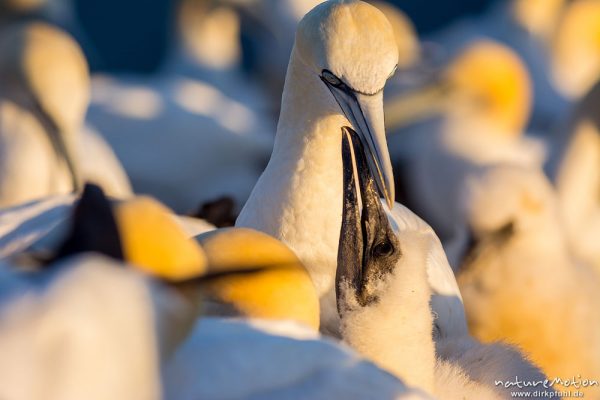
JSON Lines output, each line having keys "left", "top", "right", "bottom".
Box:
{"left": 325, "top": 84, "right": 395, "bottom": 208}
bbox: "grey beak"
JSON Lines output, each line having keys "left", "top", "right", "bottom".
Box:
{"left": 323, "top": 76, "right": 395, "bottom": 208}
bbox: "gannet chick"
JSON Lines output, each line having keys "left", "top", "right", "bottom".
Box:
{"left": 337, "top": 129, "right": 550, "bottom": 399}
{"left": 237, "top": 0, "right": 462, "bottom": 339}
{"left": 457, "top": 165, "right": 600, "bottom": 397}
{"left": 0, "top": 22, "right": 131, "bottom": 207}
{"left": 546, "top": 80, "right": 600, "bottom": 273}
{"left": 387, "top": 40, "right": 543, "bottom": 268}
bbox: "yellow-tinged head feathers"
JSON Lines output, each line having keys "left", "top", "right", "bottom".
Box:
{"left": 551, "top": 0, "right": 600, "bottom": 98}
{"left": 444, "top": 40, "right": 532, "bottom": 135}
{"left": 296, "top": 0, "right": 398, "bottom": 95}
{"left": 112, "top": 197, "right": 208, "bottom": 281}
{"left": 195, "top": 228, "right": 320, "bottom": 330}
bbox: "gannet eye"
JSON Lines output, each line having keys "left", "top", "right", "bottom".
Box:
{"left": 373, "top": 240, "right": 394, "bottom": 258}
{"left": 321, "top": 70, "right": 343, "bottom": 87}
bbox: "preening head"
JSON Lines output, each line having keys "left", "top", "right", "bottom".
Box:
{"left": 294, "top": 0, "right": 399, "bottom": 206}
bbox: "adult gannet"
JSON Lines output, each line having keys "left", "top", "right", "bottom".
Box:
{"left": 236, "top": 0, "right": 462, "bottom": 337}
{"left": 336, "top": 128, "right": 550, "bottom": 399}
{"left": 457, "top": 165, "right": 600, "bottom": 397}
{"left": 0, "top": 22, "right": 131, "bottom": 208}
{"left": 387, "top": 40, "right": 544, "bottom": 268}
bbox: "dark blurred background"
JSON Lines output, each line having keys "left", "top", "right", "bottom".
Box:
{"left": 73, "top": 0, "right": 496, "bottom": 73}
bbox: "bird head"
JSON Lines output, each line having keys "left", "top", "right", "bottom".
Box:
{"left": 294, "top": 0, "right": 399, "bottom": 207}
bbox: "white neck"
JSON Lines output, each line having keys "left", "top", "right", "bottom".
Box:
{"left": 236, "top": 47, "right": 348, "bottom": 331}
{"left": 338, "top": 233, "right": 436, "bottom": 395}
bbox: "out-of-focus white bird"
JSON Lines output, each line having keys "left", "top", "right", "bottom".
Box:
{"left": 335, "top": 131, "right": 550, "bottom": 399}
{"left": 86, "top": 0, "right": 274, "bottom": 214}
{"left": 457, "top": 165, "right": 600, "bottom": 397}
{"left": 164, "top": 318, "right": 431, "bottom": 400}
{"left": 237, "top": 0, "right": 463, "bottom": 341}
{"left": 546, "top": 80, "right": 600, "bottom": 275}
{"left": 387, "top": 40, "right": 544, "bottom": 268}
{"left": 0, "top": 22, "right": 132, "bottom": 208}
{"left": 0, "top": 254, "right": 186, "bottom": 400}
{"left": 547, "top": 0, "right": 600, "bottom": 100}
